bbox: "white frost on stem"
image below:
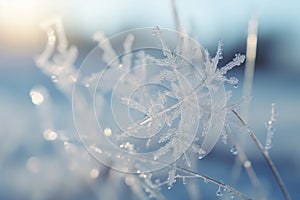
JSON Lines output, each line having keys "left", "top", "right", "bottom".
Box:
{"left": 265, "top": 103, "right": 277, "bottom": 150}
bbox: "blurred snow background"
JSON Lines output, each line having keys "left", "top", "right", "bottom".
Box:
{"left": 0, "top": 0, "right": 299, "bottom": 199}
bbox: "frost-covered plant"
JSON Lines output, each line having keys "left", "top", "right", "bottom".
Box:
{"left": 34, "top": 19, "right": 249, "bottom": 199}
{"left": 32, "top": 3, "right": 291, "bottom": 200}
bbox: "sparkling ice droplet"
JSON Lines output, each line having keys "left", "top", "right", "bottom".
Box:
{"left": 230, "top": 146, "right": 238, "bottom": 155}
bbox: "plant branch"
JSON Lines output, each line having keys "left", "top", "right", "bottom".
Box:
{"left": 137, "top": 156, "right": 251, "bottom": 199}
{"left": 231, "top": 109, "right": 291, "bottom": 200}
{"left": 174, "top": 165, "right": 251, "bottom": 200}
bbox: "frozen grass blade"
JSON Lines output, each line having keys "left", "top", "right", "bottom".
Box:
{"left": 170, "top": 0, "right": 182, "bottom": 32}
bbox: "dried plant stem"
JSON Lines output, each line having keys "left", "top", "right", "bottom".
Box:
{"left": 231, "top": 109, "right": 291, "bottom": 200}
{"left": 174, "top": 165, "right": 251, "bottom": 200}
{"left": 142, "top": 157, "right": 251, "bottom": 199}
{"left": 170, "top": 0, "right": 182, "bottom": 32}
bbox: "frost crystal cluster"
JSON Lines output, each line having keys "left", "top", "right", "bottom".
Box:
{"left": 73, "top": 26, "right": 245, "bottom": 174}
{"left": 35, "top": 18, "right": 249, "bottom": 199}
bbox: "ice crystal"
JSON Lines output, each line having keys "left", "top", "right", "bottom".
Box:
{"left": 35, "top": 16, "right": 77, "bottom": 96}
{"left": 265, "top": 103, "right": 277, "bottom": 150}
{"left": 76, "top": 26, "right": 245, "bottom": 172}
{"left": 167, "top": 169, "right": 177, "bottom": 188}
{"left": 139, "top": 26, "right": 245, "bottom": 163}
{"left": 35, "top": 16, "right": 248, "bottom": 199}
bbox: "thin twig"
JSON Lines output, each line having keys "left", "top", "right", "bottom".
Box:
{"left": 136, "top": 155, "right": 251, "bottom": 199}
{"left": 174, "top": 165, "right": 251, "bottom": 200}
{"left": 231, "top": 109, "right": 291, "bottom": 200}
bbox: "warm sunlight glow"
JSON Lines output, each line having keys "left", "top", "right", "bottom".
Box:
{"left": 0, "top": 0, "right": 47, "bottom": 49}
{"left": 0, "top": 0, "right": 39, "bottom": 25}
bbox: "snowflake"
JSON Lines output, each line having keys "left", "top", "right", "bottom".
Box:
{"left": 118, "top": 26, "right": 245, "bottom": 165}
{"left": 35, "top": 18, "right": 249, "bottom": 199}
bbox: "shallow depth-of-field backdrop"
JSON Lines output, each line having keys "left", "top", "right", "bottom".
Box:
{"left": 0, "top": 0, "right": 299, "bottom": 199}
